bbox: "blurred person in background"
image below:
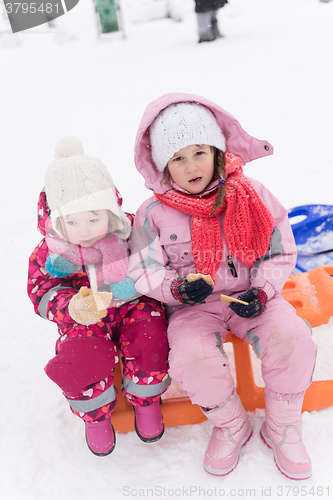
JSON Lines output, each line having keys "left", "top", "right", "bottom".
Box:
{"left": 195, "top": 0, "right": 228, "bottom": 43}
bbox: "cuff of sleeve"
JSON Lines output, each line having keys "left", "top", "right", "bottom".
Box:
{"left": 260, "top": 282, "right": 276, "bottom": 301}
{"left": 161, "top": 278, "right": 182, "bottom": 305}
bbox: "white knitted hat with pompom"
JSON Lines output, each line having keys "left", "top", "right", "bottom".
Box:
{"left": 45, "top": 137, "right": 131, "bottom": 239}
{"left": 150, "top": 102, "right": 226, "bottom": 172}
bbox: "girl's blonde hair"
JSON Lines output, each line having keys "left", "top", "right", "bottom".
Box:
{"left": 161, "top": 147, "right": 225, "bottom": 214}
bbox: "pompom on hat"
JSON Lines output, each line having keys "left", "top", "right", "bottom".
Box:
{"left": 150, "top": 102, "right": 226, "bottom": 172}
{"left": 45, "top": 137, "right": 131, "bottom": 239}
{"left": 54, "top": 136, "right": 84, "bottom": 159}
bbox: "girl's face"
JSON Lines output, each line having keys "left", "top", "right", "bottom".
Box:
{"left": 61, "top": 210, "right": 109, "bottom": 247}
{"left": 167, "top": 144, "right": 215, "bottom": 194}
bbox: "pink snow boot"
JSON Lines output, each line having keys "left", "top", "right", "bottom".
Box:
{"left": 134, "top": 401, "right": 165, "bottom": 443}
{"left": 260, "top": 396, "right": 312, "bottom": 480}
{"left": 85, "top": 418, "right": 116, "bottom": 456}
{"left": 202, "top": 390, "right": 252, "bottom": 476}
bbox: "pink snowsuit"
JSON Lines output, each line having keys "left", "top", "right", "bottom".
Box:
{"left": 128, "top": 92, "right": 316, "bottom": 409}
{"left": 27, "top": 189, "right": 170, "bottom": 422}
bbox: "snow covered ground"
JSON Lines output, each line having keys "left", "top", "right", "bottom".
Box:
{"left": 1, "top": 1, "right": 333, "bottom": 499}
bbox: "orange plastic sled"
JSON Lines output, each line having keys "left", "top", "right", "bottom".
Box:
{"left": 112, "top": 265, "right": 333, "bottom": 433}
{"left": 282, "top": 265, "right": 333, "bottom": 328}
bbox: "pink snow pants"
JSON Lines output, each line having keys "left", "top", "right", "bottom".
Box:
{"left": 45, "top": 297, "right": 170, "bottom": 422}
{"left": 167, "top": 292, "right": 316, "bottom": 408}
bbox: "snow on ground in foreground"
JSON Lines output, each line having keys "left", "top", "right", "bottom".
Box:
{"left": 1, "top": 1, "right": 333, "bottom": 499}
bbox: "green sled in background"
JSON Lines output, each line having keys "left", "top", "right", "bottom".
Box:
{"left": 95, "top": 0, "right": 119, "bottom": 33}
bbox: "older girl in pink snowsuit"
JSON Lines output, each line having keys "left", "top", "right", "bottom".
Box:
{"left": 128, "top": 93, "right": 316, "bottom": 479}
{"left": 27, "top": 137, "right": 170, "bottom": 456}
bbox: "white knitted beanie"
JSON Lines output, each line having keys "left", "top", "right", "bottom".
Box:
{"left": 45, "top": 137, "right": 131, "bottom": 239}
{"left": 150, "top": 102, "right": 226, "bottom": 172}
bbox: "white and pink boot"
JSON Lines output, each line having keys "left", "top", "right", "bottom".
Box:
{"left": 134, "top": 401, "right": 165, "bottom": 443}
{"left": 260, "top": 396, "right": 312, "bottom": 480}
{"left": 85, "top": 417, "right": 116, "bottom": 456}
{"left": 202, "top": 390, "right": 252, "bottom": 475}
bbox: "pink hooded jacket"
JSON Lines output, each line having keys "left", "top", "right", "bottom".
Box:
{"left": 128, "top": 93, "right": 297, "bottom": 310}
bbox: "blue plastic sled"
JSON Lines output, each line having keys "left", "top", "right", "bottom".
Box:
{"left": 288, "top": 204, "right": 333, "bottom": 273}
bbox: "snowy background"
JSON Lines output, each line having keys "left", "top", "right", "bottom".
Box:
{"left": 1, "top": 0, "right": 333, "bottom": 499}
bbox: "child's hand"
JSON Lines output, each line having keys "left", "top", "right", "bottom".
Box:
{"left": 68, "top": 287, "right": 113, "bottom": 326}
{"left": 170, "top": 276, "right": 213, "bottom": 306}
{"left": 45, "top": 253, "right": 75, "bottom": 278}
{"left": 110, "top": 277, "right": 136, "bottom": 300}
{"left": 228, "top": 287, "right": 267, "bottom": 318}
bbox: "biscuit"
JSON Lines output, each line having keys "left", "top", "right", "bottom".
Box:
{"left": 186, "top": 273, "right": 214, "bottom": 286}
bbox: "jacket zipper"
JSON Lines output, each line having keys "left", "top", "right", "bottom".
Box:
{"left": 227, "top": 254, "right": 238, "bottom": 278}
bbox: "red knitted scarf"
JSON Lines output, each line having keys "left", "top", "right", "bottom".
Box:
{"left": 154, "top": 153, "right": 274, "bottom": 283}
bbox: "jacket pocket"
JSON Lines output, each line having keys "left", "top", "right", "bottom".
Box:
{"left": 159, "top": 225, "right": 192, "bottom": 268}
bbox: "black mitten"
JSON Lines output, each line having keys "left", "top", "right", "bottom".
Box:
{"left": 229, "top": 287, "right": 268, "bottom": 318}
{"left": 171, "top": 277, "right": 213, "bottom": 306}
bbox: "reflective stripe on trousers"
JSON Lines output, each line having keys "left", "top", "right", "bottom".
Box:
{"left": 122, "top": 375, "right": 171, "bottom": 398}
{"left": 66, "top": 384, "right": 116, "bottom": 413}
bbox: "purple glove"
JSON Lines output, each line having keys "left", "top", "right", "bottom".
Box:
{"left": 171, "top": 277, "right": 213, "bottom": 306}
{"left": 229, "top": 287, "right": 268, "bottom": 318}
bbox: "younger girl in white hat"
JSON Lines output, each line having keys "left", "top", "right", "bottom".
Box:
{"left": 28, "top": 137, "right": 170, "bottom": 456}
